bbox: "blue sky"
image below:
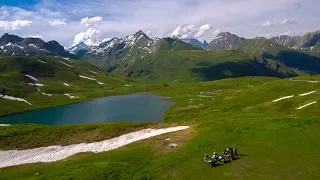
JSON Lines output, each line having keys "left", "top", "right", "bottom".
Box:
{"left": 1, "top": 0, "right": 39, "bottom": 7}
{"left": 0, "top": 0, "right": 319, "bottom": 47}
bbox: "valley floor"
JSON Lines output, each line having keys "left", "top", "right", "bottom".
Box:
{"left": 1, "top": 76, "right": 320, "bottom": 179}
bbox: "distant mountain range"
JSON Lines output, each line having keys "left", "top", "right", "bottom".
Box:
{"left": 0, "top": 33, "right": 71, "bottom": 57}
{"left": 182, "top": 39, "right": 208, "bottom": 48}
{"left": 1, "top": 29, "right": 320, "bottom": 82}
{"left": 205, "top": 30, "right": 320, "bottom": 53}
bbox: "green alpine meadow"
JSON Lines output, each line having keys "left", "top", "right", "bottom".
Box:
{"left": 1, "top": 1, "right": 320, "bottom": 179}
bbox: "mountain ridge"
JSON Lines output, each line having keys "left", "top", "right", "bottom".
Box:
{"left": 0, "top": 33, "right": 71, "bottom": 57}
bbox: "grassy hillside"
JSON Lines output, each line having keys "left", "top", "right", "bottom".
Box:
{"left": 80, "top": 37, "right": 320, "bottom": 83}
{"left": 1, "top": 76, "right": 320, "bottom": 179}
{"left": 0, "top": 56, "right": 161, "bottom": 116}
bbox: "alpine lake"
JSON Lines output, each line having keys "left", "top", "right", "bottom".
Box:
{"left": 0, "top": 94, "right": 174, "bottom": 126}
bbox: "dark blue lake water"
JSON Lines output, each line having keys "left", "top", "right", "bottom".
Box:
{"left": 0, "top": 94, "right": 174, "bottom": 126}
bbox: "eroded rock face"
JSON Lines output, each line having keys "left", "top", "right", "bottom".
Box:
{"left": 270, "top": 30, "right": 320, "bottom": 49}
{"left": 207, "top": 32, "right": 245, "bottom": 51}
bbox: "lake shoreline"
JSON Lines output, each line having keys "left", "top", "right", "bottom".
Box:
{"left": 0, "top": 93, "right": 174, "bottom": 126}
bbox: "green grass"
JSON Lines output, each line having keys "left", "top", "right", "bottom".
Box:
{"left": 0, "top": 56, "right": 163, "bottom": 116}
{"left": 1, "top": 76, "right": 320, "bottom": 179}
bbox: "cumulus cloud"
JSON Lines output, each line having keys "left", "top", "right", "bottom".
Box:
{"left": 293, "top": 2, "right": 301, "bottom": 10}
{"left": 80, "top": 16, "right": 102, "bottom": 27}
{"left": 0, "top": 20, "right": 32, "bottom": 31}
{"left": 263, "top": 19, "right": 298, "bottom": 28}
{"left": 170, "top": 24, "right": 218, "bottom": 39}
{"left": 171, "top": 24, "right": 195, "bottom": 39}
{"left": 49, "top": 19, "right": 67, "bottom": 26}
{"left": 73, "top": 28, "right": 101, "bottom": 46}
{"left": 194, "top": 24, "right": 213, "bottom": 38}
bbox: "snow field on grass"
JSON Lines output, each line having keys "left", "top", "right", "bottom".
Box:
{"left": 272, "top": 95, "right": 294, "bottom": 102}
{"left": 299, "top": 91, "right": 317, "bottom": 96}
{"left": 79, "top": 75, "right": 96, "bottom": 81}
{"left": 296, "top": 101, "right": 317, "bottom": 110}
{"left": 58, "top": 60, "right": 73, "bottom": 68}
{"left": 0, "top": 94, "right": 32, "bottom": 105}
{"left": 64, "top": 93, "right": 79, "bottom": 99}
{"left": 0, "top": 126, "right": 189, "bottom": 168}
{"left": 37, "top": 88, "right": 52, "bottom": 96}
{"left": 25, "top": 74, "right": 38, "bottom": 82}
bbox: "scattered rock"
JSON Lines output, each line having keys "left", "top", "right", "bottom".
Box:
{"left": 168, "top": 143, "right": 178, "bottom": 148}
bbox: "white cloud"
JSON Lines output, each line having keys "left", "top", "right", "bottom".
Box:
{"left": 73, "top": 28, "right": 101, "bottom": 46}
{"left": 29, "top": 35, "right": 43, "bottom": 38}
{"left": 49, "top": 19, "right": 67, "bottom": 26}
{"left": 280, "top": 31, "right": 291, "bottom": 35}
{"left": 80, "top": 16, "right": 102, "bottom": 27}
{"left": 0, "top": 20, "right": 32, "bottom": 31}
{"left": 171, "top": 24, "right": 195, "bottom": 39}
{"left": 170, "top": 24, "right": 218, "bottom": 39}
{"left": 1, "top": 0, "right": 320, "bottom": 46}
{"left": 263, "top": 18, "right": 298, "bottom": 28}
{"left": 193, "top": 24, "right": 213, "bottom": 38}
{"left": 280, "top": 19, "right": 297, "bottom": 25}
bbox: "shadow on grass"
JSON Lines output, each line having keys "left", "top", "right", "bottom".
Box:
{"left": 191, "top": 60, "right": 287, "bottom": 81}
{"left": 263, "top": 51, "right": 320, "bottom": 74}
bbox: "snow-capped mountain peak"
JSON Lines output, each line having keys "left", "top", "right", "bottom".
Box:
{"left": 68, "top": 41, "right": 89, "bottom": 53}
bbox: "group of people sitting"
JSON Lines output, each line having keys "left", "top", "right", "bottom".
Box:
{"left": 204, "top": 147, "right": 238, "bottom": 166}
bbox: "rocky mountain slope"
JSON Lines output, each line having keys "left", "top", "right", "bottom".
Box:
{"left": 74, "top": 30, "right": 311, "bottom": 82}
{"left": 270, "top": 30, "right": 320, "bottom": 50}
{"left": 0, "top": 33, "right": 71, "bottom": 57}
{"left": 206, "top": 32, "right": 245, "bottom": 51}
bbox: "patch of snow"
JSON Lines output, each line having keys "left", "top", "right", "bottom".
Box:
{"left": 28, "top": 44, "right": 38, "bottom": 48}
{"left": 197, "top": 95, "right": 214, "bottom": 98}
{"left": 296, "top": 101, "right": 317, "bottom": 110}
{"left": 25, "top": 74, "right": 38, "bottom": 82}
{"left": 307, "top": 81, "right": 319, "bottom": 83}
{"left": 88, "top": 70, "right": 97, "bottom": 74}
{"left": 299, "top": 90, "right": 317, "bottom": 96}
{"left": 58, "top": 61, "right": 73, "bottom": 68}
{"left": 0, "top": 46, "right": 4, "bottom": 50}
{"left": 272, "top": 95, "right": 294, "bottom": 102}
{"left": 64, "top": 93, "right": 79, "bottom": 99}
{"left": 124, "top": 84, "right": 130, "bottom": 87}
{"left": 28, "top": 83, "right": 44, "bottom": 87}
{"left": 63, "top": 83, "right": 70, "bottom": 87}
{"left": 0, "top": 94, "right": 32, "bottom": 105}
{"left": 165, "top": 138, "right": 170, "bottom": 141}
{"left": 0, "top": 124, "right": 10, "bottom": 127}
{"left": 97, "top": 82, "right": 104, "bottom": 85}
{"left": 79, "top": 75, "right": 96, "bottom": 81}
{"left": 62, "top": 57, "right": 73, "bottom": 63}
{"left": 37, "top": 88, "right": 52, "bottom": 97}
{"left": 310, "top": 46, "right": 314, "bottom": 51}
{"left": 0, "top": 126, "right": 189, "bottom": 168}
{"left": 37, "top": 60, "right": 46, "bottom": 64}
